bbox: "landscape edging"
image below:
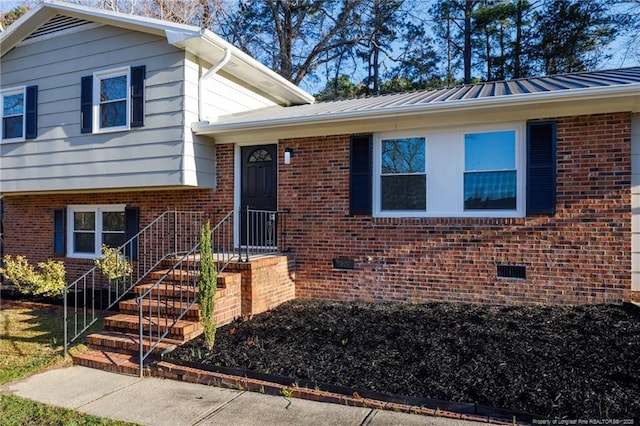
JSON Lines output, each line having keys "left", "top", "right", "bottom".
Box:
{"left": 152, "top": 360, "right": 516, "bottom": 425}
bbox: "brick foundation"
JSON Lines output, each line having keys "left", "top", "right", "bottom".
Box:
{"left": 1, "top": 113, "right": 634, "bottom": 305}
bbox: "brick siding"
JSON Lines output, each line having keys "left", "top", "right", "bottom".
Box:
{"left": 279, "top": 113, "right": 632, "bottom": 305}
{"left": 1, "top": 113, "right": 632, "bottom": 305}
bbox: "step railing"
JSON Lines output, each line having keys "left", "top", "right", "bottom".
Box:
{"left": 241, "top": 208, "right": 289, "bottom": 261}
{"left": 63, "top": 211, "right": 209, "bottom": 356}
{"left": 136, "top": 211, "right": 235, "bottom": 376}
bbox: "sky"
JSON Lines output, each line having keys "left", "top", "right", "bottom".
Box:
{"left": 1, "top": 0, "right": 639, "bottom": 93}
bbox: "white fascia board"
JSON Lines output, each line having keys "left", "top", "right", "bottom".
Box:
{"left": 193, "top": 83, "right": 640, "bottom": 136}
{"left": 199, "top": 30, "right": 315, "bottom": 106}
{"left": 166, "top": 29, "right": 314, "bottom": 106}
{"left": 0, "top": 5, "right": 57, "bottom": 55}
{"left": 41, "top": 0, "right": 197, "bottom": 36}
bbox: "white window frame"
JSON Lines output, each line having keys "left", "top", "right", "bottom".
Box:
{"left": 93, "top": 67, "right": 130, "bottom": 134}
{"left": 1, "top": 86, "right": 26, "bottom": 143}
{"left": 377, "top": 133, "right": 428, "bottom": 215}
{"left": 373, "top": 123, "right": 525, "bottom": 218}
{"left": 66, "top": 204, "right": 126, "bottom": 259}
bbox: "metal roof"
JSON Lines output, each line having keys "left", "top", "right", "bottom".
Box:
{"left": 202, "top": 67, "right": 640, "bottom": 130}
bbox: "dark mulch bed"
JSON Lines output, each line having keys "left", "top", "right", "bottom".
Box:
{"left": 175, "top": 300, "right": 640, "bottom": 419}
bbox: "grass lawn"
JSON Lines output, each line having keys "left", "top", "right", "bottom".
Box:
{"left": 0, "top": 304, "right": 137, "bottom": 426}
{"left": 0, "top": 394, "right": 138, "bottom": 426}
{"left": 0, "top": 307, "right": 67, "bottom": 384}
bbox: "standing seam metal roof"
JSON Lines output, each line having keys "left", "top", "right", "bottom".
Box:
{"left": 210, "top": 67, "right": 640, "bottom": 127}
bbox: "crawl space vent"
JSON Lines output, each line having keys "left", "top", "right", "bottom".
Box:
{"left": 497, "top": 264, "right": 526, "bottom": 280}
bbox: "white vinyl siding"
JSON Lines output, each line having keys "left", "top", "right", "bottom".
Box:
{"left": 0, "top": 23, "right": 215, "bottom": 193}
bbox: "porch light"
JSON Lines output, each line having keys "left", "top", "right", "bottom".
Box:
{"left": 284, "top": 148, "right": 293, "bottom": 164}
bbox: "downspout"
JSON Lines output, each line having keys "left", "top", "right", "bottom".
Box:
{"left": 198, "top": 47, "right": 231, "bottom": 121}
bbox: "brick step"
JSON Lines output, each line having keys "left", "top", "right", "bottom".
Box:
{"left": 161, "top": 253, "right": 241, "bottom": 269}
{"left": 119, "top": 298, "right": 201, "bottom": 321}
{"left": 103, "top": 313, "right": 202, "bottom": 341}
{"left": 161, "top": 254, "right": 202, "bottom": 268}
{"left": 85, "top": 331, "right": 181, "bottom": 356}
{"left": 134, "top": 282, "right": 198, "bottom": 299}
{"left": 70, "top": 348, "right": 149, "bottom": 376}
{"left": 150, "top": 269, "right": 199, "bottom": 282}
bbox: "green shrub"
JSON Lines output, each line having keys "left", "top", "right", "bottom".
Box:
{"left": 0, "top": 255, "right": 66, "bottom": 298}
{"left": 198, "top": 221, "right": 218, "bottom": 350}
{"left": 94, "top": 245, "right": 133, "bottom": 293}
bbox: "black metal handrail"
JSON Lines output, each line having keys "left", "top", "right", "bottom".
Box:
{"left": 242, "top": 208, "right": 289, "bottom": 261}
{"left": 136, "top": 211, "right": 235, "bottom": 376}
{"left": 63, "top": 211, "right": 208, "bottom": 356}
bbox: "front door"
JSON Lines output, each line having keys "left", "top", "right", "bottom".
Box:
{"left": 240, "top": 144, "right": 278, "bottom": 246}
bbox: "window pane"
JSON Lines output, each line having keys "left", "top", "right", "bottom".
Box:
{"left": 382, "top": 138, "right": 425, "bottom": 174}
{"left": 465, "top": 131, "right": 515, "bottom": 171}
{"left": 381, "top": 175, "right": 426, "bottom": 210}
{"left": 100, "top": 75, "right": 127, "bottom": 102}
{"left": 74, "top": 212, "right": 95, "bottom": 231}
{"left": 3, "top": 116, "right": 23, "bottom": 139}
{"left": 464, "top": 171, "right": 516, "bottom": 210}
{"left": 74, "top": 232, "right": 95, "bottom": 253}
{"left": 100, "top": 101, "right": 127, "bottom": 128}
{"left": 103, "top": 211, "right": 125, "bottom": 232}
{"left": 3, "top": 93, "right": 24, "bottom": 115}
{"left": 102, "top": 233, "right": 126, "bottom": 248}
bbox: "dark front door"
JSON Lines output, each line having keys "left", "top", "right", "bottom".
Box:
{"left": 240, "top": 145, "right": 277, "bottom": 246}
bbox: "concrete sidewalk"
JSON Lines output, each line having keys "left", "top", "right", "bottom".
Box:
{"left": 0, "top": 366, "right": 481, "bottom": 425}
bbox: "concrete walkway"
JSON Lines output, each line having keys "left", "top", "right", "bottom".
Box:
{"left": 0, "top": 366, "right": 483, "bottom": 425}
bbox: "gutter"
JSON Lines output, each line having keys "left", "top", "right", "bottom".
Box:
{"left": 199, "top": 30, "right": 315, "bottom": 106}
{"left": 198, "top": 47, "right": 231, "bottom": 121}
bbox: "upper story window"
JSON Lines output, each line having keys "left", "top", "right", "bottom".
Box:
{"left": 373, "top": 125, "right": 524, "bottom": 218}
{"left": 2, "top": 88, "right": 24, "bottom": 140}
{"left": 81, "top": 65, "right": 145, "bottom": 134}
{"left": 1, "top": 86, "right": 37, "bottom": 143}
{"left": 96, "top": 69, "right": 129, "bottom": 131}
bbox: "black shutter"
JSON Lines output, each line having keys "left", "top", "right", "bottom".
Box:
{"left": 527, "top": 121, "right": 557, "bottom": 215}
{"left": 124, "top": 207, "right": 139, "bottom": 260}
{"left": 130, "top": 66, "right": 145, "bottom": 128}
{"left": 25, "top": 85, "right": 38, "bottom": 139}
{"left": 350, "top": 134, "right": 372, "bottom": 215}
{"left": 53, "top": 208, "right": 66, "bottom": 256}
{"left": 80, "top": 75, "right": 93, "bottom": 133}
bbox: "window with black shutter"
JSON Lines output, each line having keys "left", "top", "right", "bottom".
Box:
{"left": 526, "top": 121, "right": 557, "bottom": 215}
{"left": 130, "top": 66, "right": 145, "bottom": 127}
{"left": 80, "top": 65, "right": 145, "bottom": 133}
{"left": 350, "top": 134, "right": 372, "bottom": 215}
{"left": 53, "top": 208, "right": 66, "bottom": 256}
{"left": 80, "top": 75, "right": 93, "bottom": 133}
{"left": 124, "top": 207, "right": 139, "bottom": 260}
{"left": 25, "top": 85, "right": 38, "bottom": 139}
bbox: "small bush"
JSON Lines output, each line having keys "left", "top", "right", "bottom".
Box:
{"left": 0, "top": 255, "right": 66, "bottom": 298}
{"left": 94, "top": 245, "right": 133, "bottom": 292}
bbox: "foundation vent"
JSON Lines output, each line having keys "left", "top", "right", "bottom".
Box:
{"left": 497, "top": 264, "right": 526, "bottom": 280}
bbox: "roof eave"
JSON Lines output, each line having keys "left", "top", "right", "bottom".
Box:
{"left": 193, "top": 84, "right": 640, "bottom": 138}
